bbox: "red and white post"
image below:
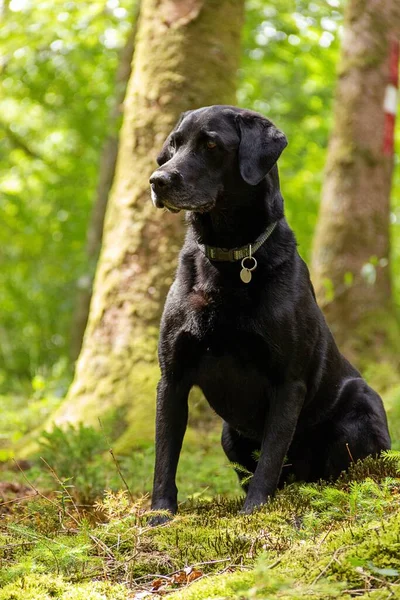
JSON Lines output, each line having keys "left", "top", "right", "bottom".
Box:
{"left": 383, "top": 38, "right": 399, "bottom": 156}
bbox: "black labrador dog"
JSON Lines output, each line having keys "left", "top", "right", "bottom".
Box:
{"left": 149, "top": 105, "right": 390, "bottom": 521}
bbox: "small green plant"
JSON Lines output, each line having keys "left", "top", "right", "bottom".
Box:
{"left": 37, "top": 424, "right": 108, "bottom": 504}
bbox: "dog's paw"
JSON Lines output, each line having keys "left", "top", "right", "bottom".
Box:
{"left": 148, "top": 511, "right": 174, "bottom": 527}
{"left": 240, "top": 504, "right": 260, "bottom": 515}
{"left": 240, "top": 495, "right": 266, "bottom": 515}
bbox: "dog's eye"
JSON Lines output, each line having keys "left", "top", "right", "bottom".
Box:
{"left": 206, "top": 140, "right": 217, "bottom": 150}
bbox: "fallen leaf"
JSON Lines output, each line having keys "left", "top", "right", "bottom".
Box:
{"left": 187, "top": 569, "right": 203, "bottom": 582}
{"left": 150, "top": 578, "right": 165, "bottom": 591}
{"left": 171, "top": 571, "right": 187, "bottom": 584}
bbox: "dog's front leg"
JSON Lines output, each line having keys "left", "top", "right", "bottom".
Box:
{"left": 150, "top": 375, "right": 190, "bottom": 524}
{"left": 242, "top": 381, "right": 306, "bottom": 514}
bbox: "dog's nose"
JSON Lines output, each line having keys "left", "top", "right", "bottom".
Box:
{"left": 149, "top": 171, "right": 173, "bottom": 190}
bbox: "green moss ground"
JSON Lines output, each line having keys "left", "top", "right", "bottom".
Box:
{"left": 1, "top": 380, "right": 400, "bottom": 599}
{"left": 2, "top": 454, "right": 400, "bottom": 599}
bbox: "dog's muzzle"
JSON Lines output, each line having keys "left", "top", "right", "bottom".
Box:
{"left": 150, "top": 170, "right": 182, "bottom": 212}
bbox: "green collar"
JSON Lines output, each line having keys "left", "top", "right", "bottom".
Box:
{"left": 199, "top": 221, "right": 277, "bottom": 262}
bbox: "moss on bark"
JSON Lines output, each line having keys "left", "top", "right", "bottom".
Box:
{"left": 48, "top": 0, "right": 244, "bottom": 448}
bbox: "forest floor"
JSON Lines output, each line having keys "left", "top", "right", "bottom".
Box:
{"left": 1, "top": 381, "right": 400, "bottom": 599}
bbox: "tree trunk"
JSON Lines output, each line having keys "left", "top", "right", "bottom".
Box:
{"left": 70, "top": 14, "right": 137, "bottom": 361}
{"left": 311, "top": 0, "right": 400, "bottom": 364}
{"left": 0, "top": 0, "right": 9, "bottom": 19}
{"left": 54, "top": 0, "right": 244, "bottom": 451}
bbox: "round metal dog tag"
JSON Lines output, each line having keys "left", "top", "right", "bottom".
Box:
{"left": 240, "top": 256, "right": 257, "bottom": 284}
{"left": 240, "top": 268, "right": 252, "bottom": 283}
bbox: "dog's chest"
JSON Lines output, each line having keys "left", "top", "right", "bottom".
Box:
{"left": 183, "top": 285, "right": 280, "bottom": 372}
{"left": 195, "top": 346, "right": 273, "bottom": 438}
{"left": 181, "top": 294, "right": 280, "bottom": 438}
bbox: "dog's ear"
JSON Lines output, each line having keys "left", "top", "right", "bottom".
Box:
{"left": 157, "top": 110, "right": 192, "bottom": 166}
{"left": 236, "top": 114, "right": 287, "bottom": 186}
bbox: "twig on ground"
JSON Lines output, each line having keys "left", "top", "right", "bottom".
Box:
{"left": 1, "top": 541, "right": 36, "bottom": 549}
{"left": 346, "top": 443, "right": 355, "bottom": 463}
{"left": 132, "top": 557, "right": 234, "bottom": 583}
{"left": 311, "top": 545, "right": 354, "bottom": 586}
{"left": 40, "top": 457, "right": 81, "bottom": 518}
{"left": 0, "top": 494, "right": 34, "bottom": 507}
{"left": 265, "top": 556, "right": 283, "bottom": 570}
{"left": 98, "top": 418, "right": 134, "bottom": 503}
{"left": 12, "top": 458, "right": 80, "bottom": 527}
{"left": 317, "top": 523, "right": 334, "bottom": 547}
{"left": 89, "top": 533, "right": 115, "bottom": 560}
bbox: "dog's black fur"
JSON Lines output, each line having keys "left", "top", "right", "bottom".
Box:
{"left": 149, "top": 105, "right": 390, "bottom": 522}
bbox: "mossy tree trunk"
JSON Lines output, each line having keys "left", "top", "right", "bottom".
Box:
{"left": 311, "top": 0, "right": 400, "bottom": 363}
{"left": 70, "top": 15, "right": 137, "bottom": 361}
{"left": 52, "top": 0, "right": 244, "bottom": 450}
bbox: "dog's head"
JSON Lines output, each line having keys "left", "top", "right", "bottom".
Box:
{"left": 149, "top": 105, "right": 287, "bottom": 213}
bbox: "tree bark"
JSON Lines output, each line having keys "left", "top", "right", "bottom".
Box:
{"left": 70, "top": 14, "right": 137, "bottom": 361}
{"left": 0, "top": 0, "right": 9, "bottom": 19}
{"left": 54, "top": 0, "right": 244, "bottom": 450}
{"left": 311, "top": 0, "right": 400, "bottom": 363}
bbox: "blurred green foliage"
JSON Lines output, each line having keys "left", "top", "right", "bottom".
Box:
{"left": 0, "top": 358, "right": 69, "bottom": 459}
{"left": 0, "top": 0, "right": 399, "bottom": 391}
{"left": 0, "top": 0, "right": 132, "bottom": 382}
